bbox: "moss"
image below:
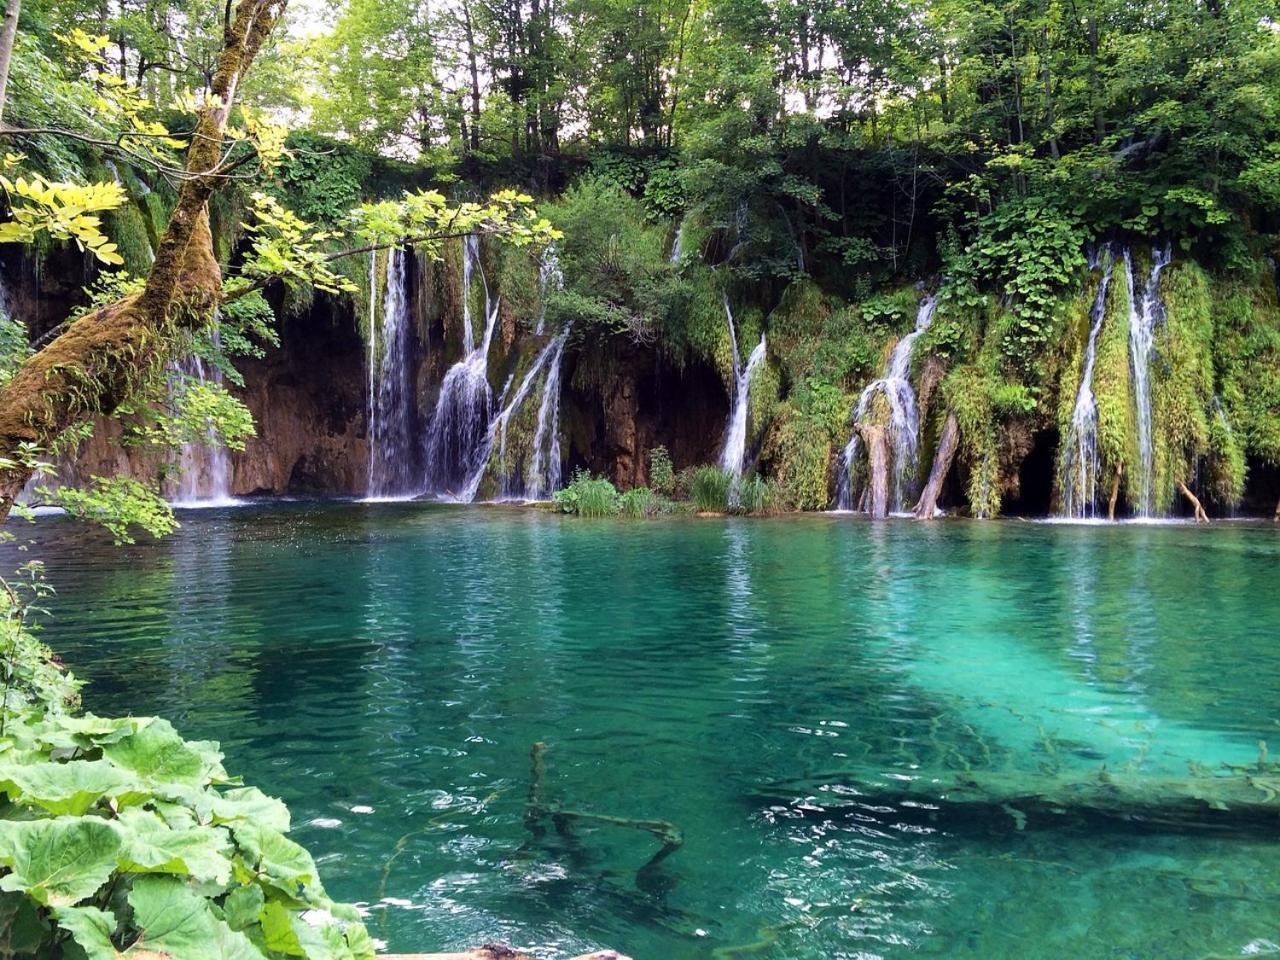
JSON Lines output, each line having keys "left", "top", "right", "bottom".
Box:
{"left": 761, "top": 379, "right": 848, "bottom": 510}
{"left": 1093, "top": 262, "right": 1137, "bottom": 500}
{"left": 107, "top": 201, "right": 156, "bottom": 276}
{"left": 1150, "top": 260, "right": 1213, "bottom": 512}
{"left": 1213, "top": 260, "right": 1280, "bottom": 472}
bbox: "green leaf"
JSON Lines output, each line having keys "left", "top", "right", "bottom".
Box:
{"left": 0, "top": 758, "right": 139, "bottom": 816}
{"left": 222, "top": 884, "right": 264, "bottom": 932}
{"left": 209, "top": 788, "right": 290, "bottom": 832}
{"left": 126, "top": 876, "right": 268, "bottom": 960}
{"left": 0, "top": 817, "right": 121, "bottom": 906}
{"left": 104, "top": 719, "right": 214, "bottom": 786}
{"left": 231, "top": 823, "right": 318, "bottom": 901}
{"left": 116, "top": 808, "right": 233, "bottom": 885}
{"left": 51, "top": 905, "right": 119, "bottom": 960}
{"left": 0, "top": 889, "right": 49, "bottom": 957}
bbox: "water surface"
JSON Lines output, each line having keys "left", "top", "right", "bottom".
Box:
{"left": 17, "top": 505, "right": 1280, "bottom": 958}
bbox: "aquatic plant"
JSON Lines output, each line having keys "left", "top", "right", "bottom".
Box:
{"left": 689, "top": 465, "right": 733, "bottom": 513}
{"left": 552, "top": 470, "right": 620, "bottom": 517}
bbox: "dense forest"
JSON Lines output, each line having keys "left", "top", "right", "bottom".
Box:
{"left": 0, "top": 0, "right": 1277, "bottom": 524}
{"left": 0, "top": 2, "right": 1276, "bottom": 958}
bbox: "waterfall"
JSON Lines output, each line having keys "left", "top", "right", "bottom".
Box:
{"left": 1123, "top": 243, "right": 1173, "bottom": 518}
{"left": 534, "top": 244, "right": 563, "bottom": 336}
{"left": 527, "top": 329, "right": 571, "bottom": 499}
{"left": 366, "top": 249, "right": 418, "bottom": 499}
{"left": 457, "top": 326, "right": 573, "bottom": 502}
{"left": 835, "top": 294, "right": 938, "bottom": 512}
{"left": 423, "top": 236, "right": 501, "bottom": 497}
{"left": 719, "top": 296, "right": 767, "bottom": 477}
{"left": 670, "top": 220, "right": 685, "bottom": 264}
{"left": 172, "top": 342, "right": 235, "bottom": 507}
{"left": 1058, "top": 245, "right": 1115, "bottom": 518}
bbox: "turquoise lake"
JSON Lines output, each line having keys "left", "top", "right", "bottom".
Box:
{"left": 17, "top": 504, "right": 1280, "bottom": 958}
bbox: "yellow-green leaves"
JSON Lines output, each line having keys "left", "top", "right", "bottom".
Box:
{"left": 0, "top": 173, "right": 127, "bottom": 264}
{"left": 243, "top": 192, "right": 359, "bottom": 296}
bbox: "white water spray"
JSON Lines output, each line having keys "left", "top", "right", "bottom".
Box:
{"left": 423, "top": 236, "right": 501, "bottom": 497}
{"left": 836, "top": 295, "right": 938, "bottom": 512}
{"left": 366, "top": 249, "right": 418, "bottom": 499}
{"left": 719, "top": 296, "right": 767, "bottom": 477}
{"left": 1058, "top": 245, "right": 1115, "bottom": 518}
{"left": 1124, "top": 243, "right": 1173, "bottom": 518}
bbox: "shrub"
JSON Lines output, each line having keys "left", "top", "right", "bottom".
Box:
{"left": 689, "top": 465, "right": 733, "bottom": 513}
{"left": 619, "top": 486, "right": 674, "bottom": 518}
{"left": 552, "top": 470, "right": 620, "bottom": 517}
{"left": 733, "top": 475, "right": 785, "bottom": 515}
{"left": 648, "top": 445, "right": 675, "bottom": 495}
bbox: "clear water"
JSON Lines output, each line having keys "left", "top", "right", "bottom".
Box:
{"left": 15, "top": 506, "right": 1280, "bottom": 959}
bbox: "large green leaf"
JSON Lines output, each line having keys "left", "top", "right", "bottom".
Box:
{"left": 51, "top": 905, "right": 119, "bottom": 960}
{"left": 125, "top": 875, "right": 267, "bottom": 960}
{"left": 209, "top": 787, "right": 290, "bottom": 832}
{"left": 104, "top": 720, "right": 212, "bottom": 786}
{"left": 221, "top": 883, "right": 264, "bottom": 932}
{"left": 0, "top": 817, "right": 121, "bottom": 906}
{"left": 0, "top": 757, "right": 139, "bottom": 816}
{"left": 116, "top": 808, "right": 233, "bottom": 885}
{"left": 0, "top": 889, "right": 49, "bottom": 958}
{"left": 231, "top": 823, "right": 318, "bottom": 898}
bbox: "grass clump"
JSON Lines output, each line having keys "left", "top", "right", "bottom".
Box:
{"left": 689, "top": 465, "right": 733, "bottom": 512}
{"left": 619, "top": 486, "right": 675, "bottom": 518}
{"left": 733, "top": 475, "right": 785, "bottom": 515}
{"left": 552, "top": 470, "right": 620, "bottom": 516}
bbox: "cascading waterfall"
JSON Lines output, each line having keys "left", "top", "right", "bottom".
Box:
{"left": 366, "top": 248, "right": 418, "bottom": 499}
{"left": 835, "top": 294, "right": 938, "bottom": 512}
{"left": 457, "top": 325, "right": 573, "bottom": 502}
{"left": 172, "top": 340, "right": 235, "bottom": 507}
{"left": 527, "top": 330, "right": 571, "bottom": 499}
{"left": 719, "top": 296, "right": 767, "bottom": 477}
{"left": 1058, "top": 245, "right": 1116, "bottom": 518}
{"left": 1124, "top": 243, "right": 1173, "bottom": 518}
{"left": 423, "top": 236, "right": 501, "bottom": 497}
{"left": 534, "top": 245, "right": 563, "bottom": 336}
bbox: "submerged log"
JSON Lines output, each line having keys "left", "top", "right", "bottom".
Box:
{"left": 914, "top": 412, "right": 959, "bottom": 520}
{"left": 859, "top": 424, "right": 890, "bottom": 518}
{"left": 753, "top": 766, "right": 1280, "bottom": 835}
{"left": 382, "top": 951, "right": 629, "bottom": 960}
{"left": 1177, "top": 479, "right": 1210, "bottom": 523}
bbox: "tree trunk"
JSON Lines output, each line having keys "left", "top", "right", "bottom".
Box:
{"left": 915, "top": 413, "right": 959, "bottom": 520}
{"left": 0, "top": 0, "right": 22, "bottom": 124}
{"left": 860, "top": 424, "right": 890, "bottom": 519}
{"left": 1177, "top": 480, "right": 1209, "bottom": 523}
{"left": 1107, "top": 463, "right": 1123, "bottom": 520}
{"left": 461, "top": 0, "right": 482, "bottom": 153}
{"left": 0, "top": 0, "right": 287, "bottom": 520}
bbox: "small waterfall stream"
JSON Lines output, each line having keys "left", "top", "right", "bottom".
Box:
{"left": 1058, "top": 245, "right": 1116, "bottom": 518}
{"left": 457, "top": 325, "right": 573, "bottom": 501}
{"left": 534, "top": 245, "right": 562, "bottom": 336}
{"left": 836, "top": 294, "right": 938, "bottom": 512}
{"left": 423, "top": 236, "right": 501, "bottom": 497}
{"left": 719, "top": 296, "right": 767, "bottom": 477}
{"left": 366, "top": 249, "right": 418, "bottom": 499}
{"left": 172, "top": 343, "right": 235, "bottom": 507}
{"left": 1124, "top": 243, "right": 1173, "bottom": 518}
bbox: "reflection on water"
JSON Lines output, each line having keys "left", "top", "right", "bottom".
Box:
{"left": 14, "top": 505, "right": 1280, "bottom": 958}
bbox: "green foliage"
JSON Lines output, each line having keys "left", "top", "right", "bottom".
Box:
{"left": 272, "top": 133, "right": 373, "bottom": 226}
{"left": 1151, "top": 261, "right": 1215, "bottom": 512}
{"left": 648, "top": 446, "right": 675, "bottom": 496}
{"left": 552, "top": 470, "right": 620, "bottom": 517}
{"left": 1092, "top": 266, "right": 1138, "bottom": 496}
{"left": 40, "top": 477, "right": 177, "bottom": 545}
{"left": 763, "top": 379, "right": 848, "bottom": 511}
{"left": 959, "top": 198, "right": 1088, "bottom": 369}
{"left": 618, "top": 486, "right": 675, "bottom": 518}
{"left": 689, "top": 465, "right": 733, "bottom": 513}
{"left": 732, "top": 475, "right": 784, "bottom": 516}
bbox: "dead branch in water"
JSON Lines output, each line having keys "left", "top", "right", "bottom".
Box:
{"left": 915, "top": 412, "right": 959, "bottom": 519}
{"left": 1177, "top": 480, "right": 1210, "bottom": 523}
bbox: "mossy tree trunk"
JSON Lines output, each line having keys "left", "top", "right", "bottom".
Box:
{"left": 0, "top": 0, "right": 288, "bottom": 520}
{"left": 915, "top": 412, "right": 958, "bottom": 519}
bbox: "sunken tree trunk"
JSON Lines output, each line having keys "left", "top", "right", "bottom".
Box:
{"left": 1177, "top": 479, "right": 1209, "bottom": 523}
{"left": 0, "top": 0, "right": 287, "bottom": 519}
{"left": 915, "top": 412, "right": 959, "bottom": 520}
